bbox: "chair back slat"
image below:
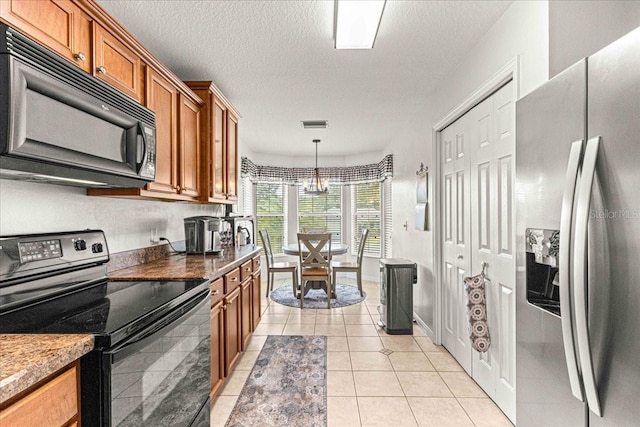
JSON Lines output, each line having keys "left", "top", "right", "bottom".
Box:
{"left": 356, "top": 228, "right": 369, "bottom": 265}
{"left": 259, "top": 229, "right": 274, "bottom": 267}
{"left": 297, "top": 233, "right": 331, "bottom": 268}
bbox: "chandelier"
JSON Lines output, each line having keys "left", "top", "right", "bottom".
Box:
{"left": 303, "top": 139, "right": 329, "bottom": 195}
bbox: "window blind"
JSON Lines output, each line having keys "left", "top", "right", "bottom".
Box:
{"left": 297, "top": 184, "right": 342, "bottom": 244}
{"left": 241, "top": 176, "right": 254, "bottom": 216}
{"left": 256, "top": 183, "right": 287, "bottom": 254}
{"left": 383, "top": 178, "right": 392, "bottom": 257}
{"left": 351, "top": 182, "right": 382, "bottom": 257}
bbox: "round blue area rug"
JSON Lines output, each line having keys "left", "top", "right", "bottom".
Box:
{"left": 270, "top": 284, "right": 366, "bottom": 309}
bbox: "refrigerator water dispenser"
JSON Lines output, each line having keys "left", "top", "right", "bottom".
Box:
{"left": 525, "top": 228, "right": 561, "bottom": 316}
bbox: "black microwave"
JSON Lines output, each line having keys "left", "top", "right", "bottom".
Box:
{"left": 0, "top": 24, "right": 156, "bottom": 188}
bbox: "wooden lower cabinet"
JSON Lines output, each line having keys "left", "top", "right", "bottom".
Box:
{"left": 210, "top": 278, "right": 225, "bottom": 398}
{"left": 0, "top": 363, "right": 80, "bottom": 426}
{"left": 223, "top": 286, "right": 241, "bottom": 376}
{"left": 252, "top": 270, "right": 262, "bottom": 330}
{"left": 240, "top": 278, "right": 252, "bottom": 350}
{"left": 210, "top": 256, "right": 262, "bottom": 399}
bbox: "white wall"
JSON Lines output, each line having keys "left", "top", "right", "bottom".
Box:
{"left": 0, "top": 179, "right": 222, "bottom": 253}
{"left": 385, "top": 0, "right": 549, "bottom": 336}
{"left": 549, "top": 0, "right": 640, "bottom": 77}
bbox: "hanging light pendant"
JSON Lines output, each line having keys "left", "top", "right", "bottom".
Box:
{"left": 303, "top": 139, "right": 329, "bottom": 195}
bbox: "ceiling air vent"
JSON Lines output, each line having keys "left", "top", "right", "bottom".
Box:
{"left": 301, "top": 120, "right": 328, "bottom": 129}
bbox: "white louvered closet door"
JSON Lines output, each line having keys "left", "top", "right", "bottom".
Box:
{"left": 440, "top": 81, "right": 516, "bottom": 422}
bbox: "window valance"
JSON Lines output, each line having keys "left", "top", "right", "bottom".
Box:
{"left": 241, "top": 154, "right": 393, "bottom": 185}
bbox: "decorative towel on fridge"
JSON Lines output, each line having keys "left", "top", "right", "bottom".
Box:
{"left": 464, "top": 265, "right": 491, "bottom": 353}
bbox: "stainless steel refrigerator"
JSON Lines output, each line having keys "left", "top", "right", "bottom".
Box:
{"left": 515, "top": 27, "right": 640, "bottom": 426}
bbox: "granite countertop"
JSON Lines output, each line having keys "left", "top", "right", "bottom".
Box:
{"left": 0, "top": 334, "right": 94, "bottom": 405}
{"left": 108, "top": 244, "right": 262, "bottom": 281}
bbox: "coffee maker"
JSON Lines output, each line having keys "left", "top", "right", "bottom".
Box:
{"left": 184, "top": 216, "right": 223, "bottom": 254}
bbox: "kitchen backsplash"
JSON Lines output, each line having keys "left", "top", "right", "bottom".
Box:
{"left": 0, "top": 179, "right": 227, "bottom": 253}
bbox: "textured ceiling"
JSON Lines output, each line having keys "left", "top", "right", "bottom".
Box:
{"left": 98, "top": 0, "right": 512, "bottom": 157}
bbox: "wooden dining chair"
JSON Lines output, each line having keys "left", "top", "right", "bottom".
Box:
{"left": 297, "top": 233, "right": 332, "bottom": 309}
{"left": 302, "top": 227, "right": 327, "bottom": 234}
{"left": 332, "top": 228, "right": 368, "bottom": 297}
{"left": 259, "top": 229, "right": 299, "bottom": 299}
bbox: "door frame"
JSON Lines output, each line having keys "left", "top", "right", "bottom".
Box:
{"left": 431, "top": 57, "right": 520, "bottom": 345}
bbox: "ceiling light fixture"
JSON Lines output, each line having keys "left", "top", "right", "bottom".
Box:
{"left": 334, "top": 0, "right": 386, "bottom": 49}
{"left": 303, "top": 139, "right": 329, "bottom": 195}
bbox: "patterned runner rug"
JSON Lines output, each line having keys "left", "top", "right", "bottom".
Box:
{"left": 270, "top": 283, "right": 366, "bottom": 309}
{"left": 225, "top": 335, "right": 327, "bottom": 427}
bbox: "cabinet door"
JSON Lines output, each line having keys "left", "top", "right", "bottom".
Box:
{"left": 210, "top": 299, "right": 225, "bottom": 398}
{"left": 146, "top": 68, "right": 179, "bottom": 195}
{"left": 212, "top": 98, "right": 227, "bottom": 200}
{"left": 93, "top": 23, "right": 144, "bottom": 102}
{"left": 226, "top": 112, "right": 238, "bottom": 201}
{"left": 223, "top": 286, "right": 241, "bottom": 376}
{"left": 179, "top": 93, "right": 200, "bottom": 199}
{"left": 0, "top": 364, "right": 79, "bottom": 426}
{"left": 240, "top": 278, "right": 252, "bottom": 350}
{"left": 0, "top": 0, "right": 92, "bottom": 72}
{"left": 252, "top": 271, "right": 262, "bottom": 330}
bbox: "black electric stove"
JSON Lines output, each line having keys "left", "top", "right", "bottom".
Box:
{"left": 0, "top": 230, "right": 211, "bottom": 427}
{"left": 0, "top": 277, "right": 207, "bottom": 347}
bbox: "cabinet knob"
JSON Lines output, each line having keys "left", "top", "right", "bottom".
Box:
{"left": 96, "top": 66, "right": 107, "bottom": 74}
{"left": 74, "top": 52, "right": 86, "bottom": 62}
{"left": 212, "top": 289, "right": 219, "bottom": 295}
{"left": 176, "top": 185, "right": 181, "bottom": 192}
{"left": 222, "top": 305, "right": 227, "bottom": 311}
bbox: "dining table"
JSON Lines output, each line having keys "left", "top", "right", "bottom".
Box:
{"left": 281, "top": 243, "right": 349, "bottom": 298}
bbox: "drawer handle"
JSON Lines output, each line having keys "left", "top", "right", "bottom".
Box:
{"left": 212, "top": 289, "right": 219, "bottom": 295}
{"left": 96, "top": 65, "right": 107, "bottom": 74}
{"left": 74, "top": 52, "right": 86, "bottom": 61}
{"left": 231, "top": 277, "right": 238, "bottom": 281}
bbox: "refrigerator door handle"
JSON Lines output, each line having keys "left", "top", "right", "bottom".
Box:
{"left": 573, "top": 136, "right": 602, "bottom": 416}
{"left": 559, "top": 139, "right": 585, "bottom": 402}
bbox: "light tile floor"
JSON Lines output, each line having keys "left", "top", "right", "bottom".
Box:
{"left": 211, "top": 278, "right": 513, "bottom": 427}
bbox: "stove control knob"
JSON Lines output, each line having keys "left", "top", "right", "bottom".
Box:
{"left": 74, "top": 239, "right": 87, "bottom": 251}
{"left": 91, "top": 243, "right": 104, "bottom": 253}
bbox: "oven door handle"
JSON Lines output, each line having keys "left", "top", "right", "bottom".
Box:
{"left": 106, "top": 289, "right": 210, "bottom": 363}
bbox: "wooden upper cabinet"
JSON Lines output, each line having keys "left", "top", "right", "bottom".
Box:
{"left": 226, "top": 112, "right": 238, "bottom": 202}
{"left": 146, "top": 68, "right": 179, "bottom": 195}
{"left": 179, "top": 92, "right": 201, "bottom": 199}
{"left": 0, "top": 0, "right": 92, "bottom": 72}
{"left": 93, "top": 22, "right": 144, "bottom": 103}
{"left": 212, "top": 98, "right": 227, "bottom": 200}
{"left": 185, "top": 81, "right": 239, "bottom": 204}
